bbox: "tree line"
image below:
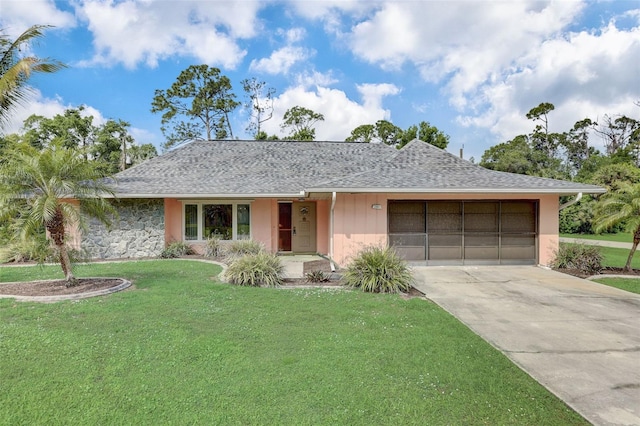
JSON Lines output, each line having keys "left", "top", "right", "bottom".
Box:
{"left": 151, "top": 64, "right": 450, "bottom": 151}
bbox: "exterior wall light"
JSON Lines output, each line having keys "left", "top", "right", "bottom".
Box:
{"left": 371, "top": 204, "right": 382, "bottom": 210}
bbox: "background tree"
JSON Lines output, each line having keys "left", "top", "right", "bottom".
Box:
{"left": 93, "top": 119, "right": 135, "bottom": 173}
{"left": 399, "top": 121, "right": 450, "bottom": 149}
{"left": 346, "top": 120, "right": 402, "bottom": 145}
{"left": 345, "top": 124, "right": 375, "bottom": 143}
{"left": 280, "top": 106, "right": 324, "bottom": 141}
{"left": 593, "top": 182, "right": 640, "bottom": 271}
{"left": 242, "top": 77, "right": 275, "bottom": 139}
{"left": 0, "top": 25, "right": 66, "bottom": 130}
{"left": 22, "top": 107, "right": 95, "bottom": 154}
{"left": 526, "top": 102, "right": 564, "bottom": 160}
{"left": 595, "top": 114, "right": 640, "bottom": 165}
{"left": 480, "top": 135, "right": 539, "bottom": 175}
{"left": 561, "top": 118, "right": 595, "bottom": 176}
{"left": 151, "top": 65, "right": 239, "bottom": 150}
{"left": 0, "top": 143, "right": 116, "bottom": 284}
{"left": 128, "top": 143, "right": 158, "bottom": 167}
{"left": 15, "top": 108, "right": 153, "bottom": 173}
{"left": 374, "top": 120, "right": 403, "bottom": 146}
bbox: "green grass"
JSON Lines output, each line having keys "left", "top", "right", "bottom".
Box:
{"left": 598, "top": 246, "right": 640, "bottom": 269}
{"left": 0, "top": 260, "right": 586, "bottom": 425}
{"left": 592, "top": 277, "right": 640, "bottom": 294}
{"left": 560, "top": 232, "right": 633, "bottom": 243}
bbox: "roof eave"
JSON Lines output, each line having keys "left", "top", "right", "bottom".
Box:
{"left": 110, "top": 192, "right": 306, "bottom": 199}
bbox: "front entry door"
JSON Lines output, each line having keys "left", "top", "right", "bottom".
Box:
{"left": 291, "top": 202, "right": 316, "bottom": 253}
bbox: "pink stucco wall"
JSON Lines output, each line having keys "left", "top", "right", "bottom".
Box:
{"left": 164, "top": 198, "right": 182, "bottom": 245}
{"left": 331, "top": 192, "right": 560, "bottom": 267}
{"left": 161, "top": 198, "right": 330, "bottom": 257}
{"left": 538, "top": 194, "right": 560, "bottom": 266}
{"left": 160, "top": 193, "right": 560, "bottom": 267}
{"left": 332, "top": 193, "right": 388, "bottom": 265}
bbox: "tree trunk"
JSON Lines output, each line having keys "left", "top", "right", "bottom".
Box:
{"left": 624, "top": 228, "right": 640, "bottom": 272}
{"left": 46, "top": 207, "right": 77, "bottom": 286}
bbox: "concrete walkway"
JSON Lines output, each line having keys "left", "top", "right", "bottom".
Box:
{"left": 412, "top": 266, "right": 640, "bottom": 426}
{"left": 560, "top": 237, "right": 634, "bottom": 250}
{"left": 279, "top": 255, "right": 330, "bottom": 279}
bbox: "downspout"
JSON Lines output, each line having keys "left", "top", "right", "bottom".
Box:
{"left": 559, "top": 192, "right": 582, "bottom": 211}
{"left": 329, "top": 191, "right": 336, "bottom": 272}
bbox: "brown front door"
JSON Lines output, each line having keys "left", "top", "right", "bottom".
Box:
{"left": 292, "top": 202, "right": 317, "bottom": 253}
{"left": 278, "top": 203, "right": 292, "bottom": 251}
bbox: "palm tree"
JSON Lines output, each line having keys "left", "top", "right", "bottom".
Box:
{"left": 0, "top": 25, "right": 66, "bottom": 130}
{"left": 0, "top": 143, "right": 116, "bottom": 285}
{"left": 593, "top": 182, "right": 640, "bottom": 271}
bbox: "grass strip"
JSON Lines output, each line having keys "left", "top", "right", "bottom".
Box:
{"left": 592, "top": 277, "right": 640, "bottom": 295}
{"left": 560, "top": 232, "right": 633, "bottom": 243}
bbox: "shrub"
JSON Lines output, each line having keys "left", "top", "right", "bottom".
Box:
{"left": 205, "top": 236, "right": 223, "bottom": 258}
{"left": 224, "top": 239, "right": 264, "bottom": 263}
{"left": 224, "top": 251, "right": 283, "bottom": 287}
{"left": 342, "top": 246, "right": 413, "bottom": 293}
{"left": 160, "top": 241, "right": 194, "bottom": 259}
{"left": 552, "top": 243, "right": 603, "bottom": 275}
{"left": 305, "top": 270, "right": 330, "bottom": 283}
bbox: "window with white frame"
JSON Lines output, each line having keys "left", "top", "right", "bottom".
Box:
{"left": 183, "top": 202, "right": 251, "bottom": 241}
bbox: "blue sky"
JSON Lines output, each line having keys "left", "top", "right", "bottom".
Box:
{"left": 2, "top": 0, "right": 639, "bottom": 159}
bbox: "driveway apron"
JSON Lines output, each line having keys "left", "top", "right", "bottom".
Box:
{"left": 412, "top": 266, "right": 640, "bottom": 426}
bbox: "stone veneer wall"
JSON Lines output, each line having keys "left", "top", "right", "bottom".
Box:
{"left": 83, "top": 199, "right": 165, "bottom": 259}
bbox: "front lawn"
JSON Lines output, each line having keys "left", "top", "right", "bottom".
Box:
{"left": 598, "top": 246, "right": 640, "bottom": 269}
{"left": 0, "top": 260, "right": 586, "bottom": 425}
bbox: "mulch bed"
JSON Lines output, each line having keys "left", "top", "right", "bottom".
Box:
{"left": 0, "top": 278, "right": 123, "bottom": 297}
{"left": 555, "top": 267, "right": 640, "bottom": 279}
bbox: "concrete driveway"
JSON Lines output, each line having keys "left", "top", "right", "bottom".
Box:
{"left": 412, "top": 266, "right": 640, "bottom": 426}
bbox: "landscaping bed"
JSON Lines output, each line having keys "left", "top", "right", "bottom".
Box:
{"left": 0, "top": 277, "right": 123, "bottom": 296}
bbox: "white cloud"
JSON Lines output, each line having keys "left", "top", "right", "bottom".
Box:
{"left": 344, "top": 1, "right": 640, "bottom": 150}
{"left": 250, "top": 46, "right": 312, "bottom": 75}
{"left": 295, "top": 71, "right": 338, "bottom": 88}
{"left": 0, "top": 0, "right": 76, "bottom": 37}
{"left": 261, "top": 83, "right": 398, "bottom": 140}
{"left": 250, "top": 27, "right": 313, "bottom": 75}
{"left": 357, "top": 83, "right": 400, "bottom": 109}
{"left": 75, "top": 0, "right": 262, "bottom": 69}
{"left": 458, "top": 22, "right": 640, "bottom": 144}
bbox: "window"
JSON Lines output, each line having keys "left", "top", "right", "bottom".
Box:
{"left": 183, "top": 202, "right": 251, "bottom": 241}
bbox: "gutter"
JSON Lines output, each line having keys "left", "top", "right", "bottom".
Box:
{"left": 305, "top": 187, "right": 606, "bottom": 195}
{"left": 559, "top": 192, "right": 582, "bottom": 211}
{"left": 329, "top": 191, "right": 336, "bottom": 272}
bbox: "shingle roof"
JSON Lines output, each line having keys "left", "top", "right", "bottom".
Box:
{"left": 110, "top": 139, "right": 605, "bottom": 197}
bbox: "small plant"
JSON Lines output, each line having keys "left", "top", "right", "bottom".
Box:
{"left": 305, "top": 270, "right": 330, "bottom": 283}
{"left": 160, "top": 241, "right": 194, "bottom": 259}
{"left": 342, "top": 245, "right": 413, "bottom": 293}
{"left": 552, "top": 243, "right": 603, "bottom": 275}
{"left": 224, "top": 239, "right": 264, "bottom": 263}
{"left": 205, "top": 236, "right": 223, "bottom": 258}
{"left": 224, "top": 251, "right": 283, "bottom": 287}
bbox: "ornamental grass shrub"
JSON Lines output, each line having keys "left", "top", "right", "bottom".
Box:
{"left": 551, "top": 243, "right": 603, "bottom": 275}
{"left": 342, "top": 245, "right": 413, "bottom": 293}
{"left": 205, "top": 236, "right": 223, "bottom": 258}
{"left": 305, "top": 270, "right": 331, "bottom": 283}
{"left": 160, "top": 241, "right": 194, "bottom": 259}
{"left": 224, "top": 239, "right": 265, "bottom": 263}
{"left": 224, "top": 251, "right": 284, "bottom": 287}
